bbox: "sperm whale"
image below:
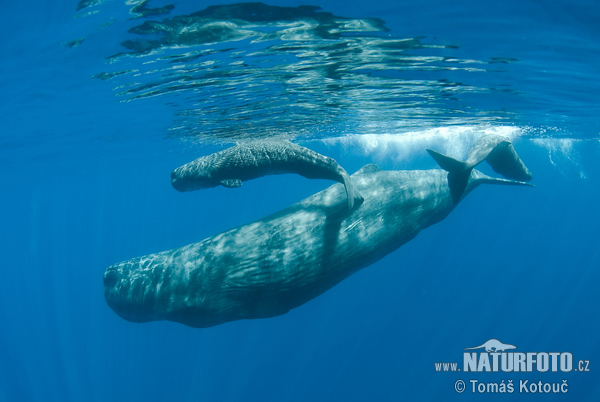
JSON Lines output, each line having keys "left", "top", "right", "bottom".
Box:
{"left": 105, "top": 135, "right": 533, "bottom": 328}
{"left": 170, "top": 141, "right": 363, "bottom": 209}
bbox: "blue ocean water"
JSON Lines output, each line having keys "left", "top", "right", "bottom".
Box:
{"left": 1, "top": 0, "right": 599, "bottom": 401}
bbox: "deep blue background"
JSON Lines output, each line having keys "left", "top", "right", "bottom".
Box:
{"left": 1, "top": 0, "right": 599, "bottom": 401}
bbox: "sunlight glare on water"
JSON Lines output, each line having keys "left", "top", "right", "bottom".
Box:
{"left": 78, "top": 2, "right": 528, "bottom": 143}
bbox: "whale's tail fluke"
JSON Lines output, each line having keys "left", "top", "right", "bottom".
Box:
{"left": 470, "top": 170, "right": 535, "bottom": 188}
{"left": 464, "top": 135, "right": 533, "bottom": 182}
{"left": 427, "top": 135, "right": 533, "bottom": 203}
{"left": 426, "top": 149, "right": 473, "bottom": 204}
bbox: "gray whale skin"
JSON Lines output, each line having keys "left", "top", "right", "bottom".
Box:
{"left": 104, "top": 136, "right": 532, "bottom": 328}
{"left": 171, "top": 141, "right": 363, "bottom": 209}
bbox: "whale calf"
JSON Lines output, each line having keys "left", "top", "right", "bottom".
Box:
{"left": 171, "top": 141, "right": 363, "bottom": 209}
{"left": 104, "top": 136, "right": 533, "bottom": 328}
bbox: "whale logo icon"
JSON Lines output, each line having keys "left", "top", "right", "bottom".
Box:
{"left": 465, "top": 339, "right": 516, "bottom": 353}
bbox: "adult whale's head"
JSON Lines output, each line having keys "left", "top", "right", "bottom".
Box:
{"left": 103, "top": 258, "right": 178, "bottom": 325}
{"left": 103, "top": 265, "right": 138, "bottom": 322}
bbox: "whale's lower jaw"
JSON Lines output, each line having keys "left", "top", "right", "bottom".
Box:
{"left": 170, "top": 174, "right": 215, "bottom": 192}
{"left": 108, "top": 303, "right": 246, "bottom": 328}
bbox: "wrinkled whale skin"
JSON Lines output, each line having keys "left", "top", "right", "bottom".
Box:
{"left": 170, "top": 141, "right": 363, "bottom": 208}
{"left": 104, "top": 165, "right": 506, "bottom": 328}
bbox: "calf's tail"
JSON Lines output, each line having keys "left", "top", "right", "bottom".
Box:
{"left": 340, "top": 171, "right": 363, "bottom": 210}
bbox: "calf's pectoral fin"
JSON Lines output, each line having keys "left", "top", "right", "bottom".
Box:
{"left": 221, "top": 179, "right": 242, "bottom": 188}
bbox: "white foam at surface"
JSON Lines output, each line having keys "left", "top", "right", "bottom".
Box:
{"left": 320, "top": 125, "right": 523, "bottom": 163}
{"left": 318, "top": 126, "right": 598, "bottom": 179}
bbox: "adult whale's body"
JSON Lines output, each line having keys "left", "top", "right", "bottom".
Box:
{"left": 171, "top": 141, "right": 363, "bottom": 209}
{"left": 104, "top": 136, "right": 532, "bottom": 328}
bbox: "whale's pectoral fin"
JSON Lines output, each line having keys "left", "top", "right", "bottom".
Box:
{"left": 221, "top": 179, "right": 242, "bottom": 188}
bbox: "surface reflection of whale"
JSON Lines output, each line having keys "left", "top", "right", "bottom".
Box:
{"left": 103, "top": 135, "right": 533, "bottom": 328}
